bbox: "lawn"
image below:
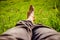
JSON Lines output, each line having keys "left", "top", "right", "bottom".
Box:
{"left": 0, "top": 0, "right": 60, "bottom": 34}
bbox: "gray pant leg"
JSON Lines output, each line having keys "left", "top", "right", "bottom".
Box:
{"left": 0, "top": 20, "right": 32, "bottom": 40}
{"left": 32, "top": 25, "right": 60, "bottom": 40}
{"left": 2, "top": 27, "right": 31, "bottom": 40}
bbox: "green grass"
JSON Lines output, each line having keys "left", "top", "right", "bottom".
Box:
{"left": 0, "top": 0, "right": 60, "bottom": 34}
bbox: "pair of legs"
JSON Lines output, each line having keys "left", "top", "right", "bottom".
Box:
{"left": 0, "top": 20, "right": 60, "bottom": 40}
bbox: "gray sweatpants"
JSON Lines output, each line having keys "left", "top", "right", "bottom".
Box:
{"left": 0, "top": 20, "right": 60, "bottom": 40}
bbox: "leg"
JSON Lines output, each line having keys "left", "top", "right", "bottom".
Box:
{"left": 0, "top": 20, "right": 32, "bottom": 40}
{"left": 32, "top": 24, "right": 60, "bottom": 40}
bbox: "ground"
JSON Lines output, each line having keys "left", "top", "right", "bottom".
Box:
{"left": 0, "top": 0, "right": 60, "bottom": 34}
